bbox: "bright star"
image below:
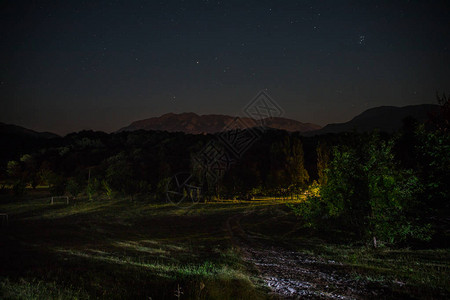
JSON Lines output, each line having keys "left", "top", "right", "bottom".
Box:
{"left": 359, "top": 35, "right": 365, "bottom": 45}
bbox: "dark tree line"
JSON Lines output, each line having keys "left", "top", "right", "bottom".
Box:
{"left": 1, "top": 96, "right": 448, "bottom": 247}
{"left": 1, "top": 129, "right": 316, "bottom": 200}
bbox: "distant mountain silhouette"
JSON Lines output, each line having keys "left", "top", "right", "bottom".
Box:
{"left": 119, "top": 113, "right": 322, "bottom": 134}
{"left": 0, "top": 122, "right": 59, "bottom": 139}
{"left": 305, "top": 104, "right": 439, "bottom": 136}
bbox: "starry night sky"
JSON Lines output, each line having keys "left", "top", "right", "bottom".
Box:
{"left": 1, "top": 0, "right": 449, "bottom": 135}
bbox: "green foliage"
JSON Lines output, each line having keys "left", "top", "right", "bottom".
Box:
{"left": 156, "top": 177, "right": 171, "bottom": 200}
{"left": 287, "top": 181, "right": 325, "bottom": 227}
{"left": 365, "top": 139, "right": 429, "bottom": 244}
{"left": 6, "top": 160, "right": 28, "bottom": 196}
{"left": 38, "top": 163, "right": 53, "bottom": 187}
{"left": 0, "top": 278, "right": 87, "bottom": 299}
{"left": 48, "top": 173, "right": 66, "bottom": 196}
{"left": 102, "top": 179, "right": 114, "bottom": 199}
{"left": 66, "top": 178, "right": 83, "bottom": 198}
{"left": 12, "top": 180, "right": 27, "bottom": 196}
{"left": 321, "top": 146, "right": 369, "bottom": 233}
{"left": 6, "top": 155, "right": 41, "bottom": 190}
{"left": 20, "top": 154, "right": 32, "bottom": 163}
{"left": 316, "top": 141, "right": 330, "bottom": 185}
{"left": 415, "top": 125, "right": 450, "bottom": 216}
{"left": 106, "top": 153, "right": 135, "bottom": 196}
{"left": 87, "top": 178, "right": 100, "bottom": 201}
{"left": 291, "top": 134, "right": 433, "bottom": 245}
{"left": 7, "top": 160, "right": 21, "bottom": 179}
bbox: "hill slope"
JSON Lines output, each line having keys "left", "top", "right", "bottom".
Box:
{"left": 0, "top": 122, "right": 59, "bottom": 139}
{"left": 119, "top": 113, "right": 322, "bottom": 134}
{"left": 306, "top": 104, "right": 439, "bottom": 135}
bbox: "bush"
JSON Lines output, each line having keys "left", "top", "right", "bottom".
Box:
{"left": 66, "top": 178, "right": 83, "bottom": 198}
{"left": 12, "top": 180, "right": 27, "bottom": 196}
{"left": 87, "top": 178, "right": 100, "bottom": 200}
{"left": 102, "top": 180, "right": 114, "bottom": 199}
{"left": 290, "top": 134, "right": 433, "bottom": 246}
{"left": 48, "top": 173, "right": 66, "bottom": 196}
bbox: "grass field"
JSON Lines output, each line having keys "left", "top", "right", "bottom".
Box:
{"left": 1, "top": 192, "right": 449, "bottom": 299}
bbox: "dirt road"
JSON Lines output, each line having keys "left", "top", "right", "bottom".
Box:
{"left": 226, "top": 212, "right": 382, "bottom": 299}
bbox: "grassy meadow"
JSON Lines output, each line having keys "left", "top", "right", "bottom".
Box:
{"left": 0, "top": 191, "right": 449, "bottom": 299}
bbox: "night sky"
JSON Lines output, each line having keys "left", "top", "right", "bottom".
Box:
{"left": 1, "top": 0, "right": 449, "bottom": 135}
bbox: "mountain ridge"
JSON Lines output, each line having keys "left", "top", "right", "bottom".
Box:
{"left": 0, "top": 122, "right": 60, "bottom": 139}
{"left": 1, "top": 103, "right": 440, "bottom": 137}
{"left": 119, "top": 112, "right": 322, "bottom": 134}
{"left": 305, "top": 104, "right": 439, "bottom": 136}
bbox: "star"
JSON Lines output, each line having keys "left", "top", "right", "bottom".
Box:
{"left": 359, "top": 35, "right": 365, "bottom": 45}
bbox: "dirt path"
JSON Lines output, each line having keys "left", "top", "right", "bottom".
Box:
{"left": 226, "top": 212, "right": 379, "bottom": 299}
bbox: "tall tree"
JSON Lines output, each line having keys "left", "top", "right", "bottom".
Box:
{"left": 316, "top": 140, "right": 330, "bottom": 185}
{"left": 288, "top": 137, "right": 309, "bottom": 188}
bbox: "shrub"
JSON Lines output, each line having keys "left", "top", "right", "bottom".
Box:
{"left": 290, "top": 134, "right": 433, "bottom": 245}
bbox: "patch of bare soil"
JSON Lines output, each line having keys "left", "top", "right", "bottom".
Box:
{"left": 226, "top": 213, "right": 388, "bottom": 299}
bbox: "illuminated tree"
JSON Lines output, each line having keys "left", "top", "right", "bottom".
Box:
{"left": 316, "top": 140, "right": 330, "bottom": 185}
